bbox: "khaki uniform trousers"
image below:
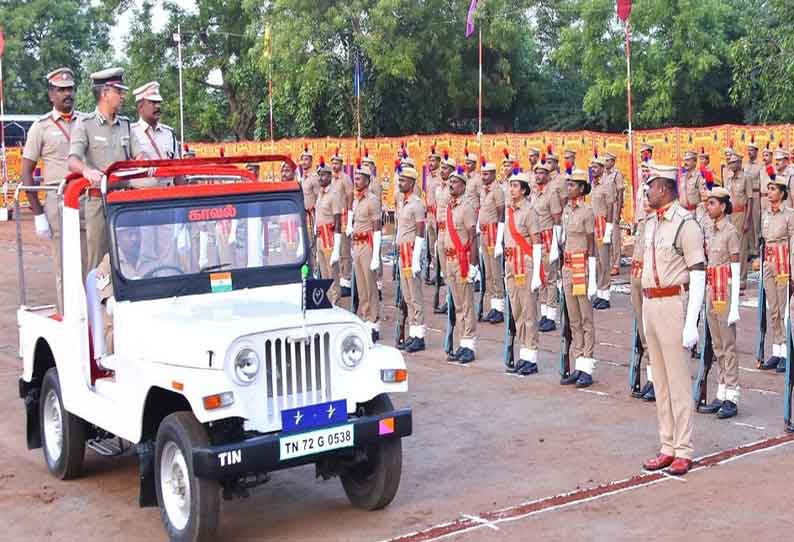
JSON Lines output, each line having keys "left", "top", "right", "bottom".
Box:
{"left": 426, "top": 219, "right": 437, "bottom": 273}
{"left": 596, "top": 240, "right": 611, "bottom": 291}
{"left": 44, "top": 192, "right": 88, "bottom": 313}
{"left": 543, "top": 258, "right": 559, "bottom": 311}
{"left": 506, "top": 275, "right": 538, "bottom": 351}
{"left": 763, "top": 264, "right": 789, "bottom": 346}
{"left": 446, "top": 256, "right": 476, "bottom": 342}
{"left": 316, "top": 244, "right": 340, "bottom": 305}
{"left": 352, "top": 240, "right": 379, "bottom": 324}
{"left": 730, "top": 211, "right": 749, "bottom": 287}
{"left": 643, "top": 294, "right": 695, "bottom": 460}
{"left": 482, "top": 245, "right": 504, "bottom": 307}
{"left": 436, "top": 225, "right": 448, "bottom": 277}
{"left": 399, "top": 260, "right": 424, "bottom": 328}
{"left": 630, "top": 277, "right": 648, "bottom": 363}
{"left": 85, "top": 195, "right": 108, "bottom": 272}
{"left": 750, "top": 196, "right": 761, "bottom": 258}
{"left": 562, "top": 268, "right": 594, "bottom": 360}
{"left": 611, "top": 226, "right": 622, "bottom": 270}
{"left": 340, "top": 212, "right": 352, "bottom": 283}
{"left": 706, "top": 297, "right": 739, "bottom": 392}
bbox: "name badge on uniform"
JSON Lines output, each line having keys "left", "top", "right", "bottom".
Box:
{"left": 94, "top": 136, "right": 107, "bottom": 142}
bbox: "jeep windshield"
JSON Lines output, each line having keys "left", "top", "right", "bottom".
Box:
{"left": 108, "top": 192, "right": 307, "bottom": 301}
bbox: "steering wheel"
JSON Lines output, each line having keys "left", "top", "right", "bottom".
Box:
{"left": 142, "top": 265, "right": 185, "bottom": 279}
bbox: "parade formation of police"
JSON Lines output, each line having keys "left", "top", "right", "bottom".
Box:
{"left": 14, "top": 61, "right": 794, "bottom": 542}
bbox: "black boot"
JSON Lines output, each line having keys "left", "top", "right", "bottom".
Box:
{"left": 434, "top": 303, "right": 448, "bottom": 314}
{"left": 405, "top": 337, "right": 425, "bottom": 353}
{"left": 716, "top": 400, "right": 738, "bottom": 419}
{"left": 575, "top": 372, "right": 593, "bottom": 388}
{"left": 371, "top": 330, "right": 380, "bottom": 343}
{"left": 698, "top": 398, "right": 723, "bottom": 414}
{"left": 777, "top": 357, "right": 787, "bottom": 373}
{"left": 489, "top": 311, "right": 504, "bottom": 324}
{"left": 560, "top": 370, "right": 581, "bottom": 385}
{"left": 457, "top": 348, "right": 476, "bottom": 364}
{"left": 642, "top": 383, "right": 656, "bottom": 402}
{"left": 760, "top": 356, "right": 780, "bottom": 370}
{"left": 516, "top": 360, "right": 538, "bottom": 376}
{"left": 538, "top": 317, "right": 556, "bottom": 332}
{"left": 633, "top": 381, "right": 652, "bottom": 399}
{"left": 397, "top": 337, "right": 415, "bottom": 351}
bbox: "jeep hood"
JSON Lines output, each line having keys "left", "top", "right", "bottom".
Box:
{"left": 114, "top": 283, "right": 358, "bottom": 369}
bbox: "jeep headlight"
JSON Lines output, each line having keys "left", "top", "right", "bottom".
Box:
{"left": 339, "top": 333, "right": 365, "bottom": 369}
{"left": 233, "top": 347, "right": 261, "bottom": 384}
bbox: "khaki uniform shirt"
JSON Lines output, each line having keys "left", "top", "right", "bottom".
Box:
{"left": 396, "top": 193, "right": 426, "bottom": 245}
{"left": 425, "top": 168, "right": 440, "bottom": 216}
{"left": 548, "top": 170, "right": 567, "bottom": 208}
{"left": 679, "top": 170, "right": 703, "bottom": 211}
{"left": 131, "top": 119, "right": 179, "bottom": 159}
{"left": 23, "top": 110, "right": 83, "bottom": 184}
{"left": 562, "top": 199, "right": 595, "bottom": 254}
{"left": 352, "top": 189, "right": 380, "bottom": 234}
{"left": 533, "top": 182, "right": 563, "bottom": 231}
{"left": 641, "top": 202, "right": 705, "bottom": 289}
{"left": 69, "top": 108, "right": 141, "bottom": 171}
{"left": 744, "top": 160, "right": 762, "bottom": 199}
{"left": 300, "top": 171, "right": 320, "bottom": 211}
{"left": 704, "top": 216, "right": 740, "bottom": 266}
{"left": 761, "top": 205, "right": 794, "bottom": 245}
{"left": 435, "top": 178, "right": 452, "bottom": 226}
{"left": 315, "top": 185, "right": 344, "bottom": 228}
{"left": 504, "top": 199, "right": 540, "bottom": 280}
{"left": 604, "top": 167, "right": 625, "bottom": 222}
{"left": 332, "top": 171, "right": 353, "bottom": 207}
{"left": 590, "top": 176, "right": 616, "bottom": 219}
{"left": 724, "top": 170, "right": 753, "bottom": 211}
{"left": 443, "top": 196, "right": 476, "bottom": 252}
{"left": 465, "top": 171, "right": 483, "bottom": 210}
{"left": 759, "top": 164, "right": 772, "bottom": 213}
{"left": 479, "top": 182, "right": 505, "bottom": 225}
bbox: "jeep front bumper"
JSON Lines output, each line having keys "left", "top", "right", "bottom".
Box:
{"left": 192, "top": 408, "right": 412, "bottom": 479}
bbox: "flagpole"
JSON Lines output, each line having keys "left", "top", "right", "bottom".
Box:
{"left": 0, "top": 55, "right": 7, "bottom": 185}
{"left": 175, "top": 25, "right": 185, "bottom": 152}
{"left": 478, "top": 27, "right": 483, "bottom": 140}
{"left": 624, "top": 21, "right": 636, "bottom": 200}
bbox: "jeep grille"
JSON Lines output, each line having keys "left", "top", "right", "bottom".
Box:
{"left": 264, "top": 332, "right": 332, "bottom": 407}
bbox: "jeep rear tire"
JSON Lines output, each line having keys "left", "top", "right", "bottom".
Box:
{"left": 155, "top": 412, "right": 220, "bottom": 542}
{"left": 40, "top": 368, "right": 86, "bottom": 480}
{"left": 340, "top": 393, "right": 402, "bottom": 510}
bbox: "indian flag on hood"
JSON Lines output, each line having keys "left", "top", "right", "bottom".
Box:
{"left": 210, "top": 272, "right": 232, "bottom": 293}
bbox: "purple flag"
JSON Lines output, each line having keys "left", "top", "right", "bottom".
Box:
{"left": 465, "top": 0, "right": 479, "bottom": 38}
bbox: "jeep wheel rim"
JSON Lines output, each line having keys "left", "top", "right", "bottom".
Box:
{"left": 161, "top": 441, "right": 191, "bottom": 530}
{"left": 43, "top": 389, "right": 63, "bottom": 463}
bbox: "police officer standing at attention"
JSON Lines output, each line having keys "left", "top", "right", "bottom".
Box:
{"left": 131, "top": 82, "right": 180, "bottom": 163}
{"left": 425, "top": 145, "right": 442, "bottom": 285}
{"left": 433, "top": 152, "right": 455, "bottom": 314}
{"left": 589, "top": 155, "right": 616, "bottom": 309}
{"left": 463, "top": 149, "right": 483, "bottom": 213}
{"left": 332, "top": 150, "right": 354, "bottom": 296}
{"left": 533, "top": 160, "right": 563, "bottom": 333}
{"left": 641, "top": 165, "right": 706, "bottom": 477}
{"left": 350, "top": 161, "right": 383, "bottom": 342}
{"left": 479, "top": 161, "right": 505, "bottom": 323}
{"left": 723, "top": 153, "right": 754, "bottom": 289}
{"left": 68, "top": 67, "right": 142, "bottom": 271}
{"left": 22, "top": 67, "right": 82, "bottom": 312}
{"left": 445, "top": 167, "right": 480, "bottom": 363}
{"left": 745, "top": 138, "right": 762, "bottom": 258}
{"left": 314, "top": 158, "right": 344, "bottom": 304}
{"left": 603, "top": 152, "right": 625, "bottom": 276}
{"left": 559, "top": 169, "right": 598, "bottom": 388}
{"left": 396, "top": 167, "right": 427, "bottom": 353}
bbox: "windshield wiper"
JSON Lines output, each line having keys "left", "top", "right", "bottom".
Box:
{"left": 200, "top": 262, "right": 231, "bottom": 273}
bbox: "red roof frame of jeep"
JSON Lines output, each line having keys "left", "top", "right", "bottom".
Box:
{"left": 63, "top": 155, "right": 300, "bottom": 208}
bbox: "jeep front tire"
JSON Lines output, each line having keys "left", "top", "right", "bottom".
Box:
{"left": 155, "top": 412, "right": 220, "bottom": 542}
{"left": 40, "top": 368, "right": 86, "bottom": 480}
{"left": 340, "top": 393, "right": 403, "bottom": 510}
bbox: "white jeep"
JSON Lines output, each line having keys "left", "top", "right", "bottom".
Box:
{"left": 15, "top": 155, "right": 411, "bottom": 542}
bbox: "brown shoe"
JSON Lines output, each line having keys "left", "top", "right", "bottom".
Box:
{"left": 642, "top": 454, "right": 674, "bottom": 471}
{"left": 666, "top": 457, "right": 693, "bottom": 476}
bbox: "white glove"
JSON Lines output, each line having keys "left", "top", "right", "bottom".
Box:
{"left": 176, "top": 224, "right": 190, "bottom": 254}
{"left": 330, "top": 233, "right": 342, "bottom": 265}
{"left": 105, "top": 296, "right": 116, "bottom": 316}
{"left": 346, "top": 211, "right": 354, "bottom": 237}
{"left": 531, "top": 243, "right": 543, "bottom": 291}
{"left": 728, "top": 262, "right": 741, "bottom": 325}
{"left": 494, "top": 222, "right": 504, "bottom": 258}
{"left": 412, "top": 236, "right": 424, "bottom": 276}
{"left": 467, "top": 264, "right": 479, "bottom": 283}
{"left": 370, "top": 230, "right": 382, "bottom": 271}
{"left": 549, "top": 225, "right": 560, "bottom": 263}
{"left": 199, "top": 231, "right": 209, "bottom": 269}
{"left": 587, "top": 256, "right": 597, "bottom": 300}
{"left": 228, "top": 219, "right": 238, "bottom": 244}
{"left": 604, "top": 222, "right": 614, "bottom": 245}
{"left": 34, "top": 213, "right": 52, "bottom": 240}
{"left": 683, "top": 269, "right": 706, "bottom": 348}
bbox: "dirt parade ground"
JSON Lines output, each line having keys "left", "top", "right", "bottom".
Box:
{"left": 1, "top": 216, "right": 793, "bottom": 542}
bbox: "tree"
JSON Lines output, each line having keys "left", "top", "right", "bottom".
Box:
{"left": 729, "top": 0, "right": 794, "bottom": 123}
{"left": 0, "top": 0, "right": 122, "bottom": 114}
{"left": 554, "top": 0, "right": 743, "bottom": 131}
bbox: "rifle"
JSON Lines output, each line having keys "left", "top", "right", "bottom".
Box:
{"left": 756, "top": 238, "right": 767, "bottom": 368}
{"left": 432, "top": 242, "right": 442, "bottom": 310}
{"left": 444, "top": 289, "right": 456, "bottom": 355}
{"left": 503, "top": 289, "right": 515, "bottom": 369}
{"left": 476, "top": 246, "right": 486, "bottom": 321}
{"left": 559, "top": 280, "right": 572, "bottom": 380}
{"left": 785, "top": 292, "right": 794, "bottom": 432}
{"left": 424, "top": 230, "right": 433, "bottom": 284}
{"left": 350, "top": 262, "right": 359, "bottom": 315}
{"left": 629, "top": 316, "right": 645, "bottom": 397}
{"left": 693, "top": 308, "right": 715, "bottom": 411}
{"left": 394, "top": 253, "right": 408, "bottom": 347}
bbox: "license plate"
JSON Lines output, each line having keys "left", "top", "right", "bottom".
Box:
{"left": 279, "top": 424, "right": 355, "bottom": 461}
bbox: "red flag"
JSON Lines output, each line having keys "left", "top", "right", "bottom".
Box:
{"left": 617, "top": 0, "right": 632, "bottom": 22}
{"left": 0, "top": 30, "right": 5, "bottom": 58}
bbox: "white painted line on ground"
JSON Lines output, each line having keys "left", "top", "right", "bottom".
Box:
{"left": 459, "top": 514, "right": 500, "bottom": 531}
{"left": 747, "top": 388, "right": 780, "bottom": 396}
{"left": 579, "top": 389, "right": 609, "bottom": 397}
{"left": 731, "top": 422, "right": 766, "bottom": 431}
{"left": 600, "top": 360, "right": 622, "bottom": 367}
{"left": 740, "top": 366, "right": 764, "bottom": 374}
{"left": 598, "top": 342, "right": 622, "bottom": 348}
